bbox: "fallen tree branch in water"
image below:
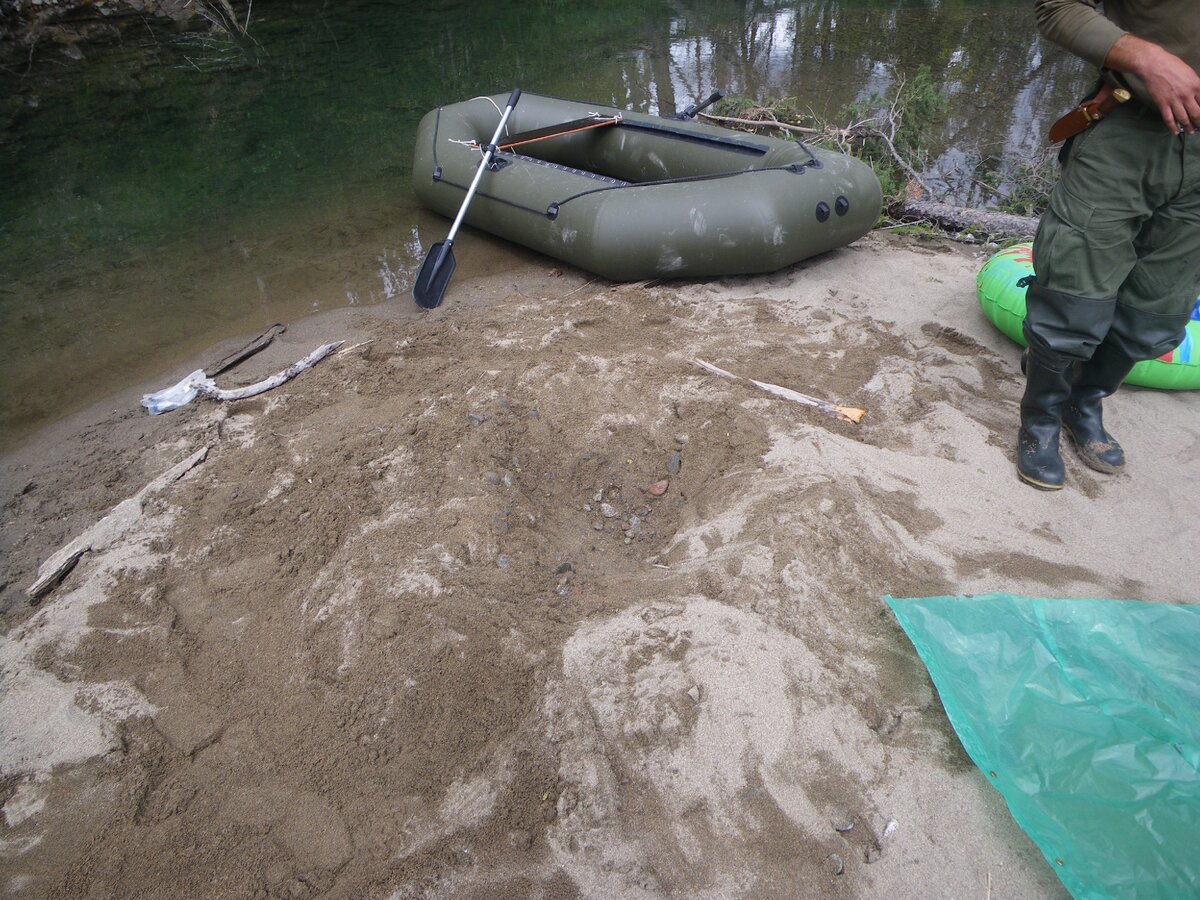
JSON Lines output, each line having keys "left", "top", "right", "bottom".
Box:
{"left": 708, "top": 71, "right": 1051, "bottom": 234}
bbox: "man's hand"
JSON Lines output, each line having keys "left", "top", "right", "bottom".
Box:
{"left": 1105, "top": 34, "right": 1200, "bottom": 135}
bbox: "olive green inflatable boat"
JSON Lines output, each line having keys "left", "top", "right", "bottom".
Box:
{"left": 412, "top": 92, "right": 883, "bottom": 281}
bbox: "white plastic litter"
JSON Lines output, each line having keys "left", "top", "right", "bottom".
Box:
{"left": 141, "top": 369, "right": 208, "bottom": 415}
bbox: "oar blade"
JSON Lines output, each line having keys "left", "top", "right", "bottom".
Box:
{"left": 412, "top": 241, "right": 457, "bottom": 309}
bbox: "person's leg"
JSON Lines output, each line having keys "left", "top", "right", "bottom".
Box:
{"left": 1063, "top": 129, "right": 1200, "bottom": 471}
{"left": 1021, "top": 105, "right": 1173, "bottom": 488}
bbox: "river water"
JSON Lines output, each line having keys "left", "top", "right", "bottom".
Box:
{"left": 0, "top": 0, "right": 1090, "bottom": 446}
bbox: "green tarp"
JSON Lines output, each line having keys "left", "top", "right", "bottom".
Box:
{"left": 886, "top": 593, "right": 1200, "bottom": 899}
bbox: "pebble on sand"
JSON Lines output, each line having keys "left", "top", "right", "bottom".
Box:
{"left": 666, "top": 451, "right": 682, "bottom": 475}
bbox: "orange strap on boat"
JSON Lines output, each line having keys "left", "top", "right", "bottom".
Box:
{"left": 491, "top": 114, "right": 622, "bottom": 151}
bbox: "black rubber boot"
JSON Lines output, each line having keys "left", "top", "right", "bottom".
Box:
{"left": 1017, "top": 353, "right": 1073, "bottom": 490}
{"left": 1062, "top": 342, "right": 1137, "bottom": 473}
{"left": 1017, "top": 279, "right": 1121, "bottom": 490}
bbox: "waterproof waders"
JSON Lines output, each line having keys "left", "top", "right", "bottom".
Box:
{"left": 1018, "top": 352, "right": 1073, "bottom": 490}
{"left": 1022, "top": 100, "right": 1200, "bottom": 488}
{"left": 1062, "top": 342, "right": 1138, "bottom": 472}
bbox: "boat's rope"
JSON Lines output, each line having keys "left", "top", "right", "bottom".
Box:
{"left": 463, "top": 95, "right": 512, "bottom": 143}
{"left": 468, "top": 95, "right": 504, "bottom": 116}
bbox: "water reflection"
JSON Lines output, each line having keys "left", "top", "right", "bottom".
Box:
{"left": 656, "top": 1, "right": 1090, "bottom": 188}
{"left": 0, "top": 0, "right": 1092, "bottom": 444}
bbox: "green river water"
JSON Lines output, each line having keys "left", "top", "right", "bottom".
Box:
{"left": 0, "top": 0, "right": 1091, "bottom": 446}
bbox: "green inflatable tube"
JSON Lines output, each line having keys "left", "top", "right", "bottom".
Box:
{"left": 977, "top": 242, "right": 1200, "bottom": 391}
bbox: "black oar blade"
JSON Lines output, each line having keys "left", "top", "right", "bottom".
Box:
{"left": 412, "top": 241, "right": 457, "bottom": 309}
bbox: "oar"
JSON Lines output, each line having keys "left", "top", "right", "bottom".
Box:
{"left": 413, "top": 87, "right": 522, "bottom": 310}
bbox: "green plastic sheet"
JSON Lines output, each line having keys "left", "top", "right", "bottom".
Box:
{"left": 886, "top": 593, "right": 1200, "bottom": 899}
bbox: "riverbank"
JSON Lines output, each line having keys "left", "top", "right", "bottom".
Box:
{"left": 0, "top": 0, "right": 219, "bottom": 65}
{"left": 2, "top": 232, "right": 1196, "bottom": 897}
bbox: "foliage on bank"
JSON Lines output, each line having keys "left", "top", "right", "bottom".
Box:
{"left": 703, "top": 65, "right": 1054, "bottom": 236}
{"left": 0, "top": 0, "right": 249, "bottom": 65}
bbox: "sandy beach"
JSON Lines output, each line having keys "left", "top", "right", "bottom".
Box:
{"left": 2, "top": 231, "right": 1196, "bottom": 898}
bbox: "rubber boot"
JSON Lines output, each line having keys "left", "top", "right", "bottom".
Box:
{"left": 1017, "top": 353, "right": 1073, "bottom": 490}
{"left": 1062, "top": 342, "right": 1137, "bottom": 473}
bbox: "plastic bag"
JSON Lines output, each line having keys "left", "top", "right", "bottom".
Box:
{"left": 887, "top": 593, "right": 1200, "bottom": 900}
{"left": 140, "top": 369, "right": 209, "bottom": 415}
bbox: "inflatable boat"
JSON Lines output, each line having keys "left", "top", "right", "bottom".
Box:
{"left": 411, "top": 92, "right": 882, "bottom": 281}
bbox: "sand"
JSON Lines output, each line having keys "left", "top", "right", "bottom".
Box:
{"left": 1, "top": 231, "right": 1196, "bottom": 898}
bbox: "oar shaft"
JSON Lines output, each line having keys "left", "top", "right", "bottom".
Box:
{"left": 445, "top": 88, "right": 522, "bottom": 245}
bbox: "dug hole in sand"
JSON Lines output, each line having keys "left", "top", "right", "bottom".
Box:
{"left": 2, "top": 233, "right": 1195, "bottom": 897}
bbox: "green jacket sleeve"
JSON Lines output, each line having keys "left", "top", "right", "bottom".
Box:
{"left": 1034, "top": 0, "right": 1127, "bottom": 68}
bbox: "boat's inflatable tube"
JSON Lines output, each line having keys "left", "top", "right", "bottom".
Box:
{"left": 977, "top": 242, "right": 1200, "bottom": 391}
{"left": 412, "top": 92, "right": 883, "bottom": 281}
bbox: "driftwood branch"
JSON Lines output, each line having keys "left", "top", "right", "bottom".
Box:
{"left": 698, "top": 112, "right": 821, "bottom": 136}
{"left": 26, "top": 447, "right": 210, "bottom": 601}
{"left": 866, "top": 126, "right": 926, "bottom": 191}
{"left": 143, "top": 340, "right": 344, "bottom": 414}
{"left": 206, "top": 323, "right": 286, "bottom": 377}
{"left": 194, "top": 341, "right": 343, "bottom": 402}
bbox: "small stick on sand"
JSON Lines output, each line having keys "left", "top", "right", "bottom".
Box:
{"left": 558, "top": 278, "right": 597, "bottom": 301}
{"left": 335, "top": 339, "right": 375, "bottom": 357}
{"left": 25, "top": 446, "right": 210, "bottom": 601}
{"left": 690, "top": 358, "right": 866, "bottom": 424}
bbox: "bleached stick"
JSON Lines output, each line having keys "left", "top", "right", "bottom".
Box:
{"left": 26, "top": 447, "right": 210, "bottom": 600}
{"left": 691, "top": 358, "right": 866, "bottom": 424}
{"left": 195, "top": 341, "right": 343, "bottom": 402}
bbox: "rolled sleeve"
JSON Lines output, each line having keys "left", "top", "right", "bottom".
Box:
{"left": 1034, "top": 0, "right": 1127, "bottom": 67}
